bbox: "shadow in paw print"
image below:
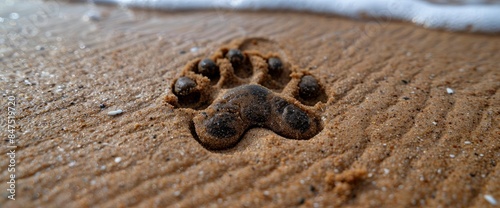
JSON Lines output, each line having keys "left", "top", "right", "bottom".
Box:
{"left": 259, "top": 56, "right": 292, "bottom": 92}
{"left": 196, "top": 58, "right": 220, "bottom": 85}
{"left": 296, "top": 75, "right": 328, "bottom": 106}
{"left": 172, "top": 76, "right": 202, "bottom": 108}
{"left": 224, "top": 48, "right": 253, "bottom": 79}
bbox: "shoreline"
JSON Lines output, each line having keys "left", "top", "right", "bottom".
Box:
{"left": 87, "top": 0, "right": 500, "bottom": 33}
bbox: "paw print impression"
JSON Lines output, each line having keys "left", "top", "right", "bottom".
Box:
{"left": 165, "top": 38, "right": 328, "bottom": 150}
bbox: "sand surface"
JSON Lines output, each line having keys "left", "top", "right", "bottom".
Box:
{"left": 1, "top": 1, "right": 499, "bottom": 207}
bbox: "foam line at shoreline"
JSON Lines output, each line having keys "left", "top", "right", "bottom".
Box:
{"left": 92, "top": 0, "right": 500, "bottom": 32}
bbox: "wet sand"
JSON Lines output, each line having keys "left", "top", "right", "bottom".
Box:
{"left": 0, "top": 1, "right": 499, "bottom": 207}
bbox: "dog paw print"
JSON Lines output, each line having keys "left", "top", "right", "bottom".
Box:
{"left": 165, "top": 38, "right": 328, "bottom": 150}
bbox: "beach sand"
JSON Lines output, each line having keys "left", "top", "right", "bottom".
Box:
{"left": 0, "top": 1, "right": 499, "bottom": 207}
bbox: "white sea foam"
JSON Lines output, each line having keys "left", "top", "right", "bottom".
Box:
{"left": 94, "top": 0, "right": 500, "bottom": 32}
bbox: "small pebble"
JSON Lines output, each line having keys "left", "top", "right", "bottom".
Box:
{"left": 114, "top": 157, "right": 122, "bottom": 163}
{"left": 484, "top": 194, "right": 497, "bottom": 205}
{"left": 107, "top": 109, "right": 123, "bottom": 116}
{"left": 82, "top": 10, "right": 101, "bottom": 22}
{"left": 226, "top": 49, "right": 244, "bottom": 65}
{"left": 99, "top": 103, "right": 106, "bottom": 109}
{"left": 197, "top": 58, "right": 219, "bottom": 78}
{"left": 299, "top": 75, "right": 320, "bottom": 99}
{"left": 174, "top": 77, "right": 197, "bottom": 96}
{"left": 267, "top": 57, "right": 283, "bottom": 76}
{"left": 9, "top": 13, "right": 19, "bottom": 20}
{"left": 446, "top": 87, "right": 454, "bottom": 94}
{"left": 464, "top": 141, "right": 472, "bottom": 144}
